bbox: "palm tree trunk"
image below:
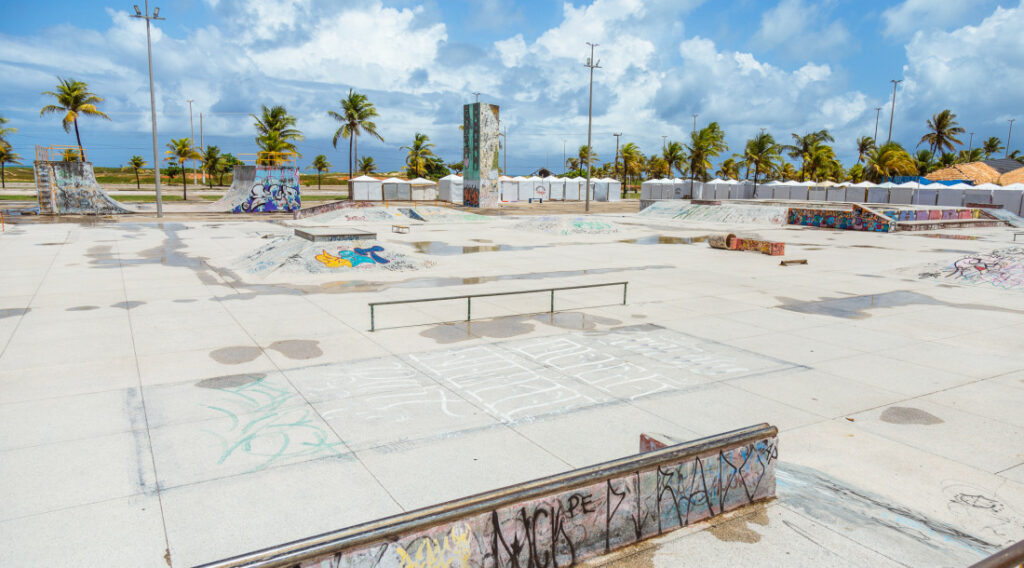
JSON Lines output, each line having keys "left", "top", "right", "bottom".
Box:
{"left": 73, "top": 119, "right": 83, "bottom": 160}
{"left": 348, "top": 132, "right": 354, "bottom": 200}
{"left": 1, "top": 163, "right": 5, "bottom": 189}
{"left": 182, "top": 161, "right": 188, "bottom": 200}
{"left": 135, "top": 169, "right": 140, "bottom": 190}
{"left": 318, "top": 170, "right": 322, "bottom": 190}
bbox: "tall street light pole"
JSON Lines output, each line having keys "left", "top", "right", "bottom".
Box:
{"left": 1008, "top": 119, "right": 1016, "bottom": 158}
{"left": 613, "top": 132, "right": 622, "bottom": 193}
{"left": 584, "top": 42, "right": 600, "bottom": 213}
{"left": 968, "top": 132, "right": 974, "bottom": 153}
{"left": 887, "top": 79, "right": 902, "bottom": 144}
{"left": 131, "top": 1, "right": 165, "bottom": 217}
{"left": 187, "top": 98, "right": 196, "bottom": 188}
{"left": 562, "top": 139, "right": 566, "bottom": 175}
{"left": 873, "top": 107, "right": 881, "bottom": 142}
{"left": 692, "top": 114, "right": 698, "bottom": 133}
{"left": 199, "top": 112, "right": 205, "bottom": 184}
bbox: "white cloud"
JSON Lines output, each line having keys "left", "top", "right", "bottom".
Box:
{"left": 754, "top": 0, "right": 850, "bottom": 57}
{"left": 495, "top": 34, "right": 527, "bottom": 68}
{"left": 882, "top": 0, "right": 975, "bottom": 38}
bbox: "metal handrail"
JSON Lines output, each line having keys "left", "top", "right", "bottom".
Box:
{"left": 369, "top": 281, "right": 628, "bottom": 331}
{"left": 969, "top": 539, "right": 1024, "bottom": 568}
{"left": 194, "top": 423, "right": 776, "bottom": 568}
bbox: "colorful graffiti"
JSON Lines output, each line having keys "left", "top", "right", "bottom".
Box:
{"left": 462, "top": 102, "right": 500, "bottom": 208}
{"left": 787, "top": 205, "right": 894, "bottom": 232}
{"left": 291, "top": 434, "right": 777, "bottom": 568}
{"left": 315, "top": 246, "right": 390, "bottom": 268}
{"left": 293, "top": 199, "right": 375, "bottom": 219}
{"left": 232, "top": 167, "right": 301, "bottom": 213}
{"left": 919, "top": 248, "right": 1024, "bottom": 290}
{"left": 733, "top": 238, "right": 785, "bottom": 256}
{"left": 47, "top": 161, "right": 133, "bottom": 215}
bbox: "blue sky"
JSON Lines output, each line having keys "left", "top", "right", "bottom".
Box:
{"left": 1, "top": 0, "right": 1021, "bottom": 173}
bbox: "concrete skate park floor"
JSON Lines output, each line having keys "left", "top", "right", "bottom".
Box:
{"left": 1, "top": 205, "right": 1023, "bottom": 567}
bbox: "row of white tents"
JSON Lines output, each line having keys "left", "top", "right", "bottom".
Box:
{"left": 640, "top": 178, "right": 1024, "bottom": 215}
{"left": 354, "top": 174, "right": 623, "bottom": 205}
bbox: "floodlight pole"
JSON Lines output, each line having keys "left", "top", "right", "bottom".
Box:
{"left": 1008, "top": 119, "right": 1016, "bottom": 158}
{"left": 131, "top": 1, "right": 165, "bottom": 218}
{"left": 562, "top": 139, "right": 566, "bottom": 175}
{"left": 584, "top": 42, "right": 600, "bottom": 213}
{"left": 968, "top": 132, "right": 974, "bottom": 153}
{"left": 692, "top": 114, "right": 698, "bottom": 133}
{"left": 613, "top": 133, "right": 622, "bottom": 191}
{"left": 887, "top": 79, "right": 902, "bottom": 144}
{"left": 873, "top": 107, "right": 881, "bottom": 142}
{"left": 187, "top": 98, "right": 195, "bottom": 188}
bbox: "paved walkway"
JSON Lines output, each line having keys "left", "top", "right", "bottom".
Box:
{"left": 0, "top": 210, "right": 1022, "bottom": 566}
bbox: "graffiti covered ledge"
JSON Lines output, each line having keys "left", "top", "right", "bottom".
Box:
{"left": 195, "top": 424, "right": 778, "bottom": 568}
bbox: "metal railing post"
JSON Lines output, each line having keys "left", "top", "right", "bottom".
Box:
{"left": 467, "top": 297, "right": 472, "bottom": 322}
{"left": 623, "top": 282, "right": 628, "bottom": 305}
{"left": 370, "top": 305, "right": 375, "bottom": 332}
{"left": 550, "top": 289, "right": 555, "bottom": 313}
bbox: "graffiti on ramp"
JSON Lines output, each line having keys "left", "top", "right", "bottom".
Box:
{"left": 231, "top": 167, "right": 301, "bottom": 213}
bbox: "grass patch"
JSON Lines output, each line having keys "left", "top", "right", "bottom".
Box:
{"left": 0, "top": 194, "right": 35, "bottom": 201}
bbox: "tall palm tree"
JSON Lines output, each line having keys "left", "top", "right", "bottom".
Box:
{"left": 783, "top": 129, "right": 834, "bottom": 181}
{"left": 578, "top": 145, "right": 598, "bottom": 170}
{"left": 200, "top": 146, "right": 222, "bottom": 188}
{"left": 252, "top": 105, "right": 303, "bottom": 146}
{"left": 1008, "top": 149, "right": 1023, "bottom": 165}
{"left": 686, "top": 122, "right": 728, "bottom": 191}
{"left": 982, "top": 137, "right": 1004, "bottom": 160}
{"left": 716, "top": 157, "right": 740, "bottom": 180}
{"left": 0, "top": 144, "right": 21, "bottom": 189}
{"left": 357, "top": 156, "right": 376, "bottom": 176}
{"left": 856, "top": 136, "right": 875, "bottom": 164}
{"left": 447, "top": 161, "right": 463, "bottom": 174}
{"left": 913, "top": 149, "right": 936, "bottom": 176}
{"left": 662, "top": 141, "right": 685, "bottom": 178}
{"left": 124, "top": 155, "right": 146, "bottom": 189}
{"left": 310, "top": 154, "right": 331, "bottom": 190}
{"left": 0, "top": 115, "right": 16, "bottom": 145}
{"left": 401, "top": 133, "right": 436, "bottom": 178}
{"left": 646, "top": 155, "right": 669, "bottom": 179}
{"left": 329, "top": 89, "right": 384, "bottom": 195}
{"left": 865, "top": 142, "right": 916, "bottom": 182}
{"left": 619, "top": 142, "right": 643, "bottom": 188}
{"left": 39, "top": 77, "right": 110, "bottom": 156}
{"left": 780, "top": 162, "right": 798, "bottom": 181}
{"left": 742, "top": 132, "right": 781, "bottom": 192}
{"left": 565, "top": 156, "right": 581, "bottom": 173}
{"left": 848, "top": 163, "right": 866, "bottom": 183}
{"left": 957, "top": 148, "right": 983, "bottom": 164}
{"left": 164, "top": 138, "right": 201, "bottom": 199}
{"left": 918, "top": 109, "right": 965, "bottom": 155}
{"left": 804, "top": 142, "right": 842, "bottom": 182}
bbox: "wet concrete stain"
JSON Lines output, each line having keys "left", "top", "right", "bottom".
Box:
{"left": 880, "top": 406, "right": 944, "bottom": 425}
{"left": 632, "top": 314, "right": 648, "bottom": 319}
{"left": 66, "top": 305, "right": 100, "bottom": 311}
{"left": 209, "top": 346, "right": 262, "bottom": 364}
{"left": 112, "top": 301, "right": 146, "bottom": 310}
{"left": 0, "top": 308, "right": 29, "bottom": 319}
{"left": 776, "top": 290, "right": 1024, "bottom": 320}
{"left": 708, "top": 504, "right": 770, "bottom": 543}
{"left": 420, "top": 316, "right": 536, "bottom": 344}
{"left": 196, "top": 373, "right": 266, "bottom": 389}
{"left": 531, "top": 312, "right": 621, "bottom": 330}
{"left": 38, "top": 242, "right": 64, "bottom": 246}
{"left": 409, "top": 241, "right": 546, "bottom": 255}
{"left": 173, "top": 299, "right": 197, "bottom": 303}
{"left": 917, "top": 233, "right": 981, "bottom": 240}
{"left": 471, "top": 238, "right": 493, "bottom": 243}
{"left": 267, "top": 339, "right": 323, "bottom": 360}
{"left": 618, "top": 235, "right": 709, "bottom": 245}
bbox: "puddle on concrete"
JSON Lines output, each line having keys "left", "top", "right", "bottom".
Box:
{"left": 196, "top": 373, "right": 266, "bottom": 389}
{"left": 708, "top": 504, "right": 769, "bottom": 543}
{"left": 531, "top": 312, "right": 621, "bottom": 330}
{"left": 66, "top": 305, "right": 100, "bottom": 311}
{"left": 856, "top": 274, "right": 884, "bottom": 278}
{"left": 0, "top": 308, "right": 29, "bottom": 319}
{"left": 618, "top": 235, "right": 708, "bottom": 245}
{"left": 881, "top": 406, "right": 944, "bottom": 425}
{"left": 632, "top": 314, "right": 647, "bottom": 319}
{"left": 111, "top": 301, "right": 145, "bottom": 310}
{"left": 38, "top": 242, "right": 63, "bottom": 246}
{"left": 173, "top": 299, "right": 197, "bottom": 303}
{"left": 420, "top": 316, "right": 536, "bottom": 344}
{"left": 267, "top": 339, "right": 323, "bottom": 360}
{"left": 471, "top": 238, "right": 493, "bottom": 243}
{"left": 917, "top": 233, "right": 981, "bottom": 240}
{"left": 776, "top": 290, "right": 1024, "bottom": 320}
{"left": 408, "top": 241, "right": 544, "bottom": 255}
{"left": 209, "top": 346, "right": 262, "bottom": 364}
{"left": 803, "top": 247, "right": 824, "bottom": 251}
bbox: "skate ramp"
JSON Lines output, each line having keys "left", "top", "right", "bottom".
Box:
{"left": 206, "top": 165, "right": 301, "bottom": 213}
{"left": 34, "top": 160, "right": 133, "bottom": 215}
{"left": 639, "top": 201, "right": 788, "bottom": 225}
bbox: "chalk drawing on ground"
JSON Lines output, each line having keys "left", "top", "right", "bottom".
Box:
{"left": 234, "top": 237, "right": 431, "bottom": 275}
{"left": 916, "top": 247, "right": 1024, "bottom": 290}
{"left": 512, "top": 216, "right": 622, "bottom": 235}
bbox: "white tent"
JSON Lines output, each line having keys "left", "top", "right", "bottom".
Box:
{"left": 822, "top": 182, "right": 844, "bottom": 202}
{"left": 515, "top": 176, "right": 534, "bottom": 201}
{"left": 438, "top": 174, "right": 463, "bottom": 204}
{"left": 547, "top": 177, "right": 566, "bottom": 200}
{"left": 672, "top": 178, "right": 690, "bottom": 199}
{"left": 882, "top": 182, "right": 912, "bottom": 205}
{"left": 640, "top": 179, "right": 657, "bottom": 200}
{"left": 963, "top": 186, "right": 992, "bottom": 205}
{"left": 991, "top": 186, "right": 1024, "bottom": 214}
{"left": 350, "top": 175, "right": 383, "bottom": 201}
{"left": 865, "top": 184, "right": 889, "bottom": 203}
{"left": 499, "top": 176, "right": 517, "bottom": 201}
{"left": 381, "top": 177, "right": 411, "bottom": 201}
{"left": 604, "top": 178, "right": 622, "bottom": 201}
{"left": 408, "top": 177, "right": 437, "bottom": 201}
{"left": 564, "top": 177, "right": 583, "bottom": 200}
{"left": 913, "top": 185, "right": 939, "bottom": 206}
{"left": 974, "top": 183, "right": 1003, "bottom": 190}
{"left": 785, "top": 181, "right": 811, "bottom": 201}
{"left": 936, "top": 185, "right": 965, "bottom": 207}
{"left": 528, "top": 176, "right": 549, "bottom": 200}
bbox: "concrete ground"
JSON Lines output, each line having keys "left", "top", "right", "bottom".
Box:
{"left": 0, "top": 202, "right": 1022, "bottom": 567}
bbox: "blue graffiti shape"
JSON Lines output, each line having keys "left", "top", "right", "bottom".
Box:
{"left": 355, "top": 245, "right": 390, "bottom": 264}
{"left": 336, "top": 250, "right": 376, "bottom": 267}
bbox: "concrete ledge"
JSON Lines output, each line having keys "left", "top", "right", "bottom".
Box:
{"left": 196, "top": 423, "right": 778, "bottom": 568}
{"left": 293, "top": 227, "right": 376, "bottom": 242}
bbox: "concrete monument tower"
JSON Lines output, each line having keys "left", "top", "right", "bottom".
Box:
{"left": 462, "top": 102, "right": 500, "bottom": 207}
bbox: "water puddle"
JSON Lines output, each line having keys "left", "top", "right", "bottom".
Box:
{"left": 209, "top": 346, "right": 262, "bottom": 364}
{"left": 408, "top": 241, "right": 545, "bottom": 255}
{"left": 916, "top": 233, "right": 981, "bottom": 240}
{"left": 531, "top": 312, "right": 621, "bottom": 330}
{"left": 420, "top": 316, "right": 535, "bottom": 344}
{"left": 776, "top": 290, "right": 1024, "bottom": 319}
{"left": 0, "top": 308, "right": 28, "bottom": 319}
{"left": 617, "top": 235, "right": 709, "bottom": 244}
{"left": 880, "top": 406, "right": 943, "bottom": 425}
{"left": 267, "top": 339, "right": 323, "bottom": 360}
{"left": 196, "top": 373, "right": 266, "bottom": 389}
{"left": 66, "top": 305, "right": 100, "bottom": 311}
{"left": 111, "top": 301, "right": 146, "bottom": 310}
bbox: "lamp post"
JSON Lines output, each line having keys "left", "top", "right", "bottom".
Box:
{"left": 1008, "top": 119, "right": 1016, "bottom": 158}
{"left": 692, "top": 114, "right": 698, "bottom": 133}
{"left": 187, "top": 98, "right": 196, "bottom": 188}
{"left": 887, "top": 79, "right": 902, "bottom": 144}
{"left": 968, "top": 132, "right": 974, "bottom": 153}
{"left": 614, "top": 133, "right": 622, "bottom": 195}
{"left": 130, "top": 1, "right": 165, "bottom": 218}
{"left": 873, "top": 107, "right": 881, "bottom": 143}
{"left": 583, "top": 42, "right": 600, "bottom": 213}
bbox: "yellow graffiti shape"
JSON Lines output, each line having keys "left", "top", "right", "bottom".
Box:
{"left": 315, "top": 249, "right": 352, "bottom": 268}
{"left": 397, "top": 523, "right": 472, "bottom": 568}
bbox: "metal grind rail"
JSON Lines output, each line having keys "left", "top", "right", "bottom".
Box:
{"left": 368, "top": 281, "right": 628, "bottom": 331}
{"left": 969, "top": 539, "right": 1024, "bottom": 568}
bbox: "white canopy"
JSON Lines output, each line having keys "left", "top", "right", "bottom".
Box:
{"left": 974, "top": 182, "right": 1003, "bottom": 189}
{"left": 439, "top": 174, "right": 461, "bottom": 181}
{"left": 876, "top": 181, "right": 896, "bottom": 188}
{"left": 380, "top": 177, "right": 406, "bottom": 183}
{"left": 350, "top": 175, "right": 379, "bottom": 182}
{"left": 945, "top": 182, "right": 974, "bottom": 189}
{"left": 407, "top": 177, "right": 435, "bottom": 185}
{"left": 849, "top": 181, "right": 874, "bottom": 187}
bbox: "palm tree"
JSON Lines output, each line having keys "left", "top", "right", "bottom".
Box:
{"left": 357, "top": 156, "right": 376, "bottom": 176}
{"left": 124, "top": 155, "right": 146, "bottom": 189}
{"left": 254, "top": 131, "right": 297, "bottom": 165}
{"left": 565, "top": 156, "right": 580, "bottom": 173}
{"left": 856, "top": 136, "right": 875, "bottom": 164}
{"left": 716, "top": 157, "right": 740, "bottom": 180}
{"left": 61, "top": 149, "right": 81, "bottom": 162}
{"left": 619, "top": 142, "right": 643, "bottom": 189}
{"left": 252, "top": 105, "right": 303, "bottom": 151}
{"left": 218, "top": 153, "right": 241, "bottom": 186}
{"left": 742, "top": 132, "right": 781, "bottom": 192}
{"left": 938, "top": 152, "right": 957, "bottom": 168}
{"left": 803, "top": 142, "right": 842, "bottom": 182}
{"left": 0, "top": 115, "right": 16, "bottom": 145}
{"left": 1009, "top": 149, "right": 1023, "bottom": 165}
{"left": 686, "top": 122, "right": 728, "bottom": 191}
{"left": 913, "top": 149, "right": 936, "bottom": 176}
{"left": 662, "top": 141, "right": 685, "bottom": 178}
{"left": 447, "top": 161, "right": 463, "bottom": 174}
{"left": 310, "top": 154, "right": 331, "bottom": 189}
{"left": 0, "top": 144, "right": 21, "bottom": 189}
{"left": 164, "top": 137, "right": 201, "bottom": 199}
{"left": 329, "top": 89, "right": 384, "bottom": 195}
{"left": 982, "top": 137, "right": 1004, "bottom": 159}
{"left": 780, "top": 162, "right": 798, "bottom": 181}
{"left": 200, "top": 146, "right": 222, "bottom": 188}
{"left": 578, "top": 145, "right": 598, "bottom": 171}
{"left": 918, "top": 109, "right": 965, "bottom": 155}
{"left": 865, "top": 142, "right": 916, "bottom": 182}
{"left": 646, "top": 155, "right": 669, "bottom": 179}
{"left": 783, "top": 130, "right": 834, "bottom": 181}
{"left": 401, "top": 133, "right": 436, "bottom": 178}
{"left": 40, "top": 78, "right": 110, "bottom": 156}
{"left": 957, "top": 148, "right": 983, "bottom": 164}
{"left": 848, "top": 163, "right": 866, "bottom": 183}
